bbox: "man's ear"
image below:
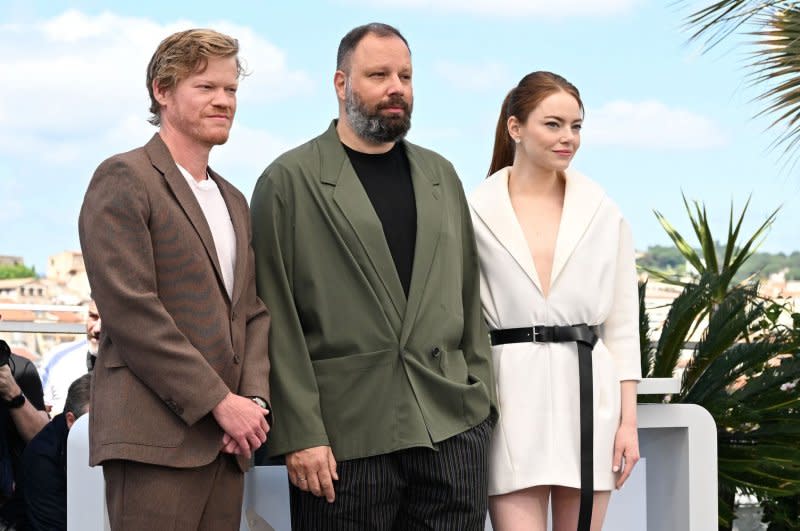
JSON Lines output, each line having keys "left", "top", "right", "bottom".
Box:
{"left": 153, "top": 80, "right": 170, "bottom": 106}
{"left": 334, "top": 71, "right": 347, "bottom": 102}
{"left": 65, "top": 411, "right": 76, "bottom": 429}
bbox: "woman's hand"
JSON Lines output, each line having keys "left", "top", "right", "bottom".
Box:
{"left": 612, "top": 422, "right": 640, "bottom": 489}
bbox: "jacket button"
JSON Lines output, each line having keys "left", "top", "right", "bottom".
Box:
{"left": 231, "top": 311, "right": 238, "bottom": 321}
{"left": 233, "top": 354, "right": 241, "bottom": 364}
{"left": 431, "top": 347, "right": 441, "bottom": 358}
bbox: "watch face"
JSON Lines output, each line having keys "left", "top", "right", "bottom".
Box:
{"left": 251, "top": 397, "right": 267, "bottom": 409}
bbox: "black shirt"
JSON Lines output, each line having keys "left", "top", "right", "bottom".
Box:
{"left": 343, "top": 142, "right": 417, "bottom": 296}
{"left": 21, "top": 413, "right": 69, "bottom": 531}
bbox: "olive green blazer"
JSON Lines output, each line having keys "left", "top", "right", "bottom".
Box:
{"left": 251, "top": 121, "right": 496, "bottom": 460}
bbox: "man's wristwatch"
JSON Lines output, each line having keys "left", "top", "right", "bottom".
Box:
{"left": 3, "top": 392, "right": 26, "bottom": 409}
{"left": 250, "top": 396, "right": 268, "bottom": 410}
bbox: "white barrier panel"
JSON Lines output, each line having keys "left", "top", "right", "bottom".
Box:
{"left": 66, "top": 414, "right": 109, "bottom": 530}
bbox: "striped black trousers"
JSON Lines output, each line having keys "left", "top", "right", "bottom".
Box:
{"left": 290, "top": 417, "right": 493, "bottom": 531}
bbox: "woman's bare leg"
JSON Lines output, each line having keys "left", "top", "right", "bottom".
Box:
{"left": 489, "top": 485, "right": 550, "bottom": 531}
{"left": 550, "top": 486, "right": 611, "bottom": 531}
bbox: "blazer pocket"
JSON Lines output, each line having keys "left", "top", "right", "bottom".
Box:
{"left": 97, "top": 367, "right": 186, "bottom": 448}
{"left": 311, "top": 349, "right": 397, "bottom": 453}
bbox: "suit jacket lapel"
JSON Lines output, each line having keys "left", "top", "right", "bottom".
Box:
{"left": 399, "top": 145, "right": 442, "bottom": 346}
{"left": 549, "top": 169, "right": 604, "bottom": 288}
{"left": 469, "top": 167, "right": 543, "bottom": 292}
{"left": 145, "top": 134, "right": 227, "bottom": 302}
{"left": 320, "top": 126, "right": 407, "bottom": 322}
{"left": 209, "top": 167, "right": 247, "bottom": 307}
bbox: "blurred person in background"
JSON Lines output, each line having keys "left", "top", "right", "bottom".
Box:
{"left": 39, "top": 300, "right": 100, "bottom": 415}
{"left": 0, "top": 338, "right": 48, "bottom": 531}
{"left": 21, "top": 372, "right": 92, "bottom": 531}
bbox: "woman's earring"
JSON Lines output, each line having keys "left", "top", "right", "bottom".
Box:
{"left": 514, "top": 137, "right": 521, "bottom": 144}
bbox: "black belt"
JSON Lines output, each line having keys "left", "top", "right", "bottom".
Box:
{"left": 490, "top": 324, "right": 598, "bottom": 531}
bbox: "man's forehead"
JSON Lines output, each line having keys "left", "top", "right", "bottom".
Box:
{"left": 351, "top": 34, "right": 411, "bottom": 66}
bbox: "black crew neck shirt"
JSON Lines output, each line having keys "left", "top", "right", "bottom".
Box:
{"left": 343, "top": 142, "right": 416, "bottom": 296}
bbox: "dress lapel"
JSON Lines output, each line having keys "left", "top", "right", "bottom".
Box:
{"left": 145, "top": 134, "right": 227, "bottom": 301}
{"left": 549, "top": 169, "right": 605, "bottom": 288}
{"left": 469, "top": 167, "right": 543, "bottom": 292}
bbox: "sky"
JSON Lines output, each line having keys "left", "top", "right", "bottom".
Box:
{"left": 2, "top": 0, "right": 799, "bottom": 273}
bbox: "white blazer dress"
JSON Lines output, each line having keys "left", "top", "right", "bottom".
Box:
{"left": 469, "top": 167, "right": 641, "bottom": 495}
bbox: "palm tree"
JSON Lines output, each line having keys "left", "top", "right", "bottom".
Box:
{"left": 685, "top": 1, "right": 800, "bottom": 161}
{"left": 639, "top": 198, "right": 800, "bottom": 529}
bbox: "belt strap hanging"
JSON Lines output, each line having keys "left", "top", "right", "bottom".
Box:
{"left": 489, "top": 324, "right": 598, "bottom": 531}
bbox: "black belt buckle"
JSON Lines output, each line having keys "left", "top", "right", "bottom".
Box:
{"left": 532, "top": 325, "right": 553, "bottom": 343}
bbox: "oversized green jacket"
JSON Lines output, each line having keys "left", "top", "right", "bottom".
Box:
{"left": 251, "top": 121, "right": 497, "bottom": 460}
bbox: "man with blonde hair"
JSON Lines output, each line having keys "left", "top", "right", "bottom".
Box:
{"left": 79, "top": 28, "right": 271, "bottom": 529}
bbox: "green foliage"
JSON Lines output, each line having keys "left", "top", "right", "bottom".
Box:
{"left": 734, "top": 251, "right": 800, "bottom": 282}
{"left": 638, "top": 248, "right": 800, "bottom": 281}
{"left": 640, "top": 198, "right": 800, "bottom": 529}
{"left": 762, "top": 494, "right": 800, "bottom": 530}
{"left": 0, "top": 264, "right": 36, "bottom": 280}
{"left": 637, "top": 245, "right": 686, "bottom": 273}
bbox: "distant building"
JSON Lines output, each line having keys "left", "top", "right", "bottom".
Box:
{"left": 47, "top": 251, "right": 84, "bottom": 282}
{"left": 0, "top": 278, "right": 51, "bottom": 303}
{"left": 0, "top": 256, "right": 24, "bottom": 267}
{"left": 47, "top": 251, "right": 90, "bottom": 302}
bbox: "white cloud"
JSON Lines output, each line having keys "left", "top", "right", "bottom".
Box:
{"left": 584, "top": 100, "right": 727, "bottom": 149}
{"left": 0, "top": 10, "right": 311, "bottom": 149}
{"left": 341, "top": 0, "right": 636, "bottom": 17}
{"left": 433, "top": 61, "right": 510, "bottom": 91}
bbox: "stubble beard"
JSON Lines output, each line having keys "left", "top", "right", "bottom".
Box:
{"left": 344, "top": 80, "right": 412, "bottom": 144}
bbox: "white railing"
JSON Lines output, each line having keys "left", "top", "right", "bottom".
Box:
{"left": 0, "top": 303, "right": 86, "bottom": 334}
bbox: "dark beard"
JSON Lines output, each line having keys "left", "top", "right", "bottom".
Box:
{"left": 345, "top": 83, "right": 412, "bottom": 144}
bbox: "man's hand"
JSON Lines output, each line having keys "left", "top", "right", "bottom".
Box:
{"left": 0, "top": 364, "right": 48, "bottom": 441}
{"left": 212, "top": 392, "right": 269, "bottom": 459}
{"left": 286, "top": 446, "right": 338, "bottom": 503}
{"left": 0, "top": 365, "right": 21, "bottom": 401}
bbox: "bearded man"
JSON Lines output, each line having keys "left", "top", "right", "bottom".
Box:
{"left": 251, "top": 22, "right": 497, "bottom": 531}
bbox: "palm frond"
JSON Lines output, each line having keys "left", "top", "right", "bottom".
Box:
{"left": 684, "top": 1, "right": 800, "bottom": 162}
{"left": 684, "top": 0, "right": 790, "bottom": 49}
{"left": 748, "top": 7, "right": 800, "bottom": 159}
{"left": 654, "top": 208, "right": 705, "bottom": 273}
{"left": 651, "top": 276, "right": 713, "bottom": 377}
{"left": 680, "top": 286, "right": 760, "bottom": 400}
{"left": 724, "top": 202, "right": 779, "bottom": 286}
{"left": 639, "top": 280, "right": 655, "bottom": 378}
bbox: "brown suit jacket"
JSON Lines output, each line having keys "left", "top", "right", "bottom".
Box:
{"left": 79, "top": 134, "right": 270, "bottom": 471}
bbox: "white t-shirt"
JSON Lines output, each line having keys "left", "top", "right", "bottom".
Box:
{"left": 38, "top": 339, "right": 89, "bottom": 415}
{"left": 177, "top": 164, "right": 237, "bottom": 298}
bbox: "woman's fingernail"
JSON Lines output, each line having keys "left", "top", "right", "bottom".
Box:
{"left": 612, "top": 466, "right": 619, "bottom": 472}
